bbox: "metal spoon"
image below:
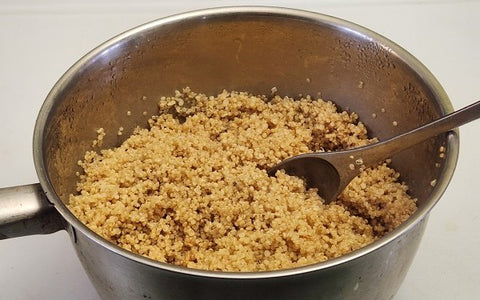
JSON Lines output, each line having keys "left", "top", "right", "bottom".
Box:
{"left": 268, "top": 100, "right": 480, "bottom": 203}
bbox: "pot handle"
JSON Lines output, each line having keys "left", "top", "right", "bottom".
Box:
{"left": 0, "top": 183, "right": 66, "bottom": 239}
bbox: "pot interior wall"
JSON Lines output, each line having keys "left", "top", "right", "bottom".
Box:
{"left": 42, "top": 12, "right": 448, "bottom": 209}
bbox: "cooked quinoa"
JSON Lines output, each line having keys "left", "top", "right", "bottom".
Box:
{"left": 68, "top": 88, "right": 417, "bottom": 272}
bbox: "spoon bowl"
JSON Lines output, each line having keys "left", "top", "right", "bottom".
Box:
{"left": 269, "top": 100, "right": 480, "bottom": 202}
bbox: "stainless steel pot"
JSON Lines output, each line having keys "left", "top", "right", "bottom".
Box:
{"left": 0, "top": 6, "right": 458, "bottom": 300}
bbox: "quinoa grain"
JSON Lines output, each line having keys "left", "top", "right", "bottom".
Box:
{"left": 68, "top": 88, "right": 416, "bottom": 272}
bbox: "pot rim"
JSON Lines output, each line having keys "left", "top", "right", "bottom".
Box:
{"left": 33, "top": 5, "right": 459, "bottom": 279}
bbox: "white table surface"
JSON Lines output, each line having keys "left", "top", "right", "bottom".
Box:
{"left": 0, "top": 1, "right": 478, "bottom": 299}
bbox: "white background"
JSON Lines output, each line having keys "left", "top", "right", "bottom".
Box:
{"left": 0, "top": 1, "right": 479, "bottom": 299}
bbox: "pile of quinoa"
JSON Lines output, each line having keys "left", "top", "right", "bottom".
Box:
{"left": 68, "top": 88, "right": 416, "bottom": 272}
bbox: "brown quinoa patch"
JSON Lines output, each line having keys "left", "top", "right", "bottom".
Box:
{"left": 68, "top": 88, "right": 416, "bottom": 272}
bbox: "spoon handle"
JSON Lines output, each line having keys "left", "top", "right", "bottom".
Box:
{"left": 352, "top": 100, "right": 480, "bottom": 167}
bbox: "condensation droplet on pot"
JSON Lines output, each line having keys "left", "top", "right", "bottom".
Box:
{"left": 430, "top": 179, "right": 437, "bottom": 187}
{"left": 357, "top": 81, "right": 364, "bottom": 88}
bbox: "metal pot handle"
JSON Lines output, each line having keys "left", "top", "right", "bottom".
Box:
{"left": 0, "top": 184, "right": 66, "bottom": 239}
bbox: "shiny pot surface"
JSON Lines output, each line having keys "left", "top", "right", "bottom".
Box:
{"left": 0, "top": 6, "right": 457, "bottom": 300}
